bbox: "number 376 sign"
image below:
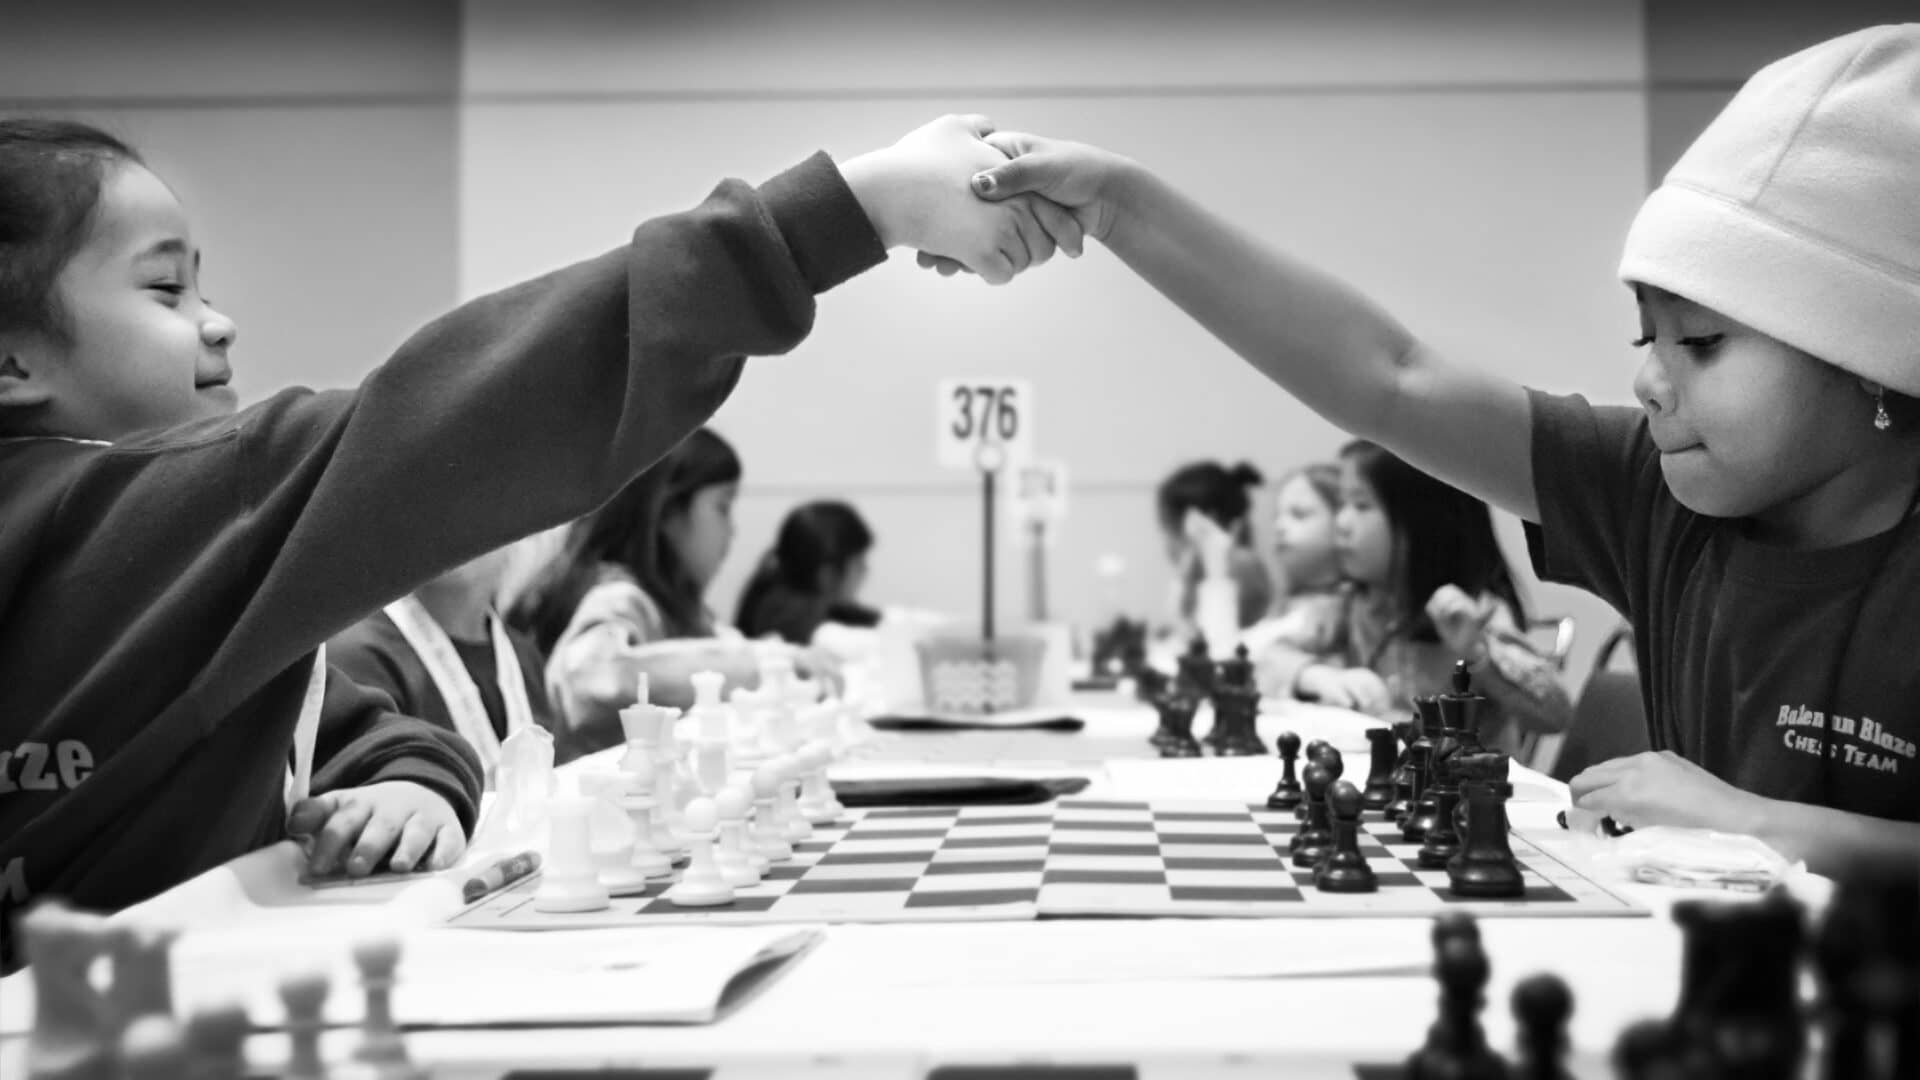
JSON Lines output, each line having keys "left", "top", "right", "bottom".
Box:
{"left": 936, "top": 378, "right": 1034, "bottom": 471}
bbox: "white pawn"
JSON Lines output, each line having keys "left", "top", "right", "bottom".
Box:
{"left": 772, "top": 755, "right": 813, "bottom": 842}
{"left": 533, "top": 797, "right": 611, "bottom": 913}
{"left": 349, "top": 936, "right": 426, "bottom": 1080}
{"left": 277, "top": 970, "right": 330, "bottom": 1080}
{"left": 665, "top": 797, "right": 734, "bottom": 907}
{"left": 748, "top": 763, "right": 794, "bottom": 862}
{"left": 712, "top": 785, "right": 764, "bottom": 887}
{"left": 118, "top": 1014, "right": 187, "bottom": 1080}
{"left": 795, "top": 741, "right": 840, "bottom": 824}
{"left": 617, "top": 765, "right": 674, "bottom": 879}
{"left": 578, "top": 774, "right": 651, "bottom": 896}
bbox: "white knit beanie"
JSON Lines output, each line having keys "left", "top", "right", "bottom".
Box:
{"left": 1620, "top": 24, "right": 1920, "bottom": 396}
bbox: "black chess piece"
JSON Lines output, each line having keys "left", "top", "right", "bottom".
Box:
{"left": 1448, "top": 752, "right": 1523, "bottom": 898}
{"left": 1266, "top": 731, "right": 1304, "bottom": 811}
{"left": 1417, "top": 740, "right": 1464, "bottom": 870}
{"left": 1362, "top": 727, "right": 1398, "bottom": 810}
{"left": 1212, "top": 645, "right": 1267, "bottom": 757}
{"left": 1611, "top": 1018, "right": 1693, "bottom": 1080}
{"left": 1406, "top": 928, "right": 1510, "bottom": 1080}
{"left": 1297, "top": 737, "right": 1344, "bottom": 814}
{"left": 1148, "top": 686, "right": 1183, "bottom": 752}
{"left": 1314, "top": 780, "right": 1377, "bottom": 893}
{"left": 1404, "top": 727, "right": 1454, "bottom": 844}
{"left": 1156, "top": 690, "right": 1203, "bottom": 758}
{"left": 1814, "top": 859, "right": 1920, "bottom": 1080}
{"left": 1511, "top": 973, "right": 1573, "bottom": 1080}
{"left": 1386, "top": 717, "right": 1419, "bottom": 823}
{"left": 1670, "top": 892, "right": 1808, "bottom": 1080}
{"left": 1437, "top": 660, "right": 1489, "bottom": 756}
{"left": 1289, "top": 762, "right": 1335, "bottom": 867}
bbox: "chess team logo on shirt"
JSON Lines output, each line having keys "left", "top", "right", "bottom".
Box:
{"left": 1776, "top": 704, "right": 1918, "bottom": 774}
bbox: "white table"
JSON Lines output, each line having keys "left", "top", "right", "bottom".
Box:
{"left": 2, "top": 699, "right": 1807, "bottom": 1078}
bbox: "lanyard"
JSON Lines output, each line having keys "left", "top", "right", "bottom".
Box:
{"left": 283, "top": 646, "right": 327, "bottom": 810}
{"left": 384, "top": 596, "right": 534, "bottom": 782}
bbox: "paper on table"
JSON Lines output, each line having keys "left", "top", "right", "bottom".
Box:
{"left": 823, "top": 919, "right": 1430, "bottom": 987}
{"left": 167, "top": 924, "right": 823, "bottom": 1028}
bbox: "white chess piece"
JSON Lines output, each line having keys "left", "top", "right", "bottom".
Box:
{"left": 276, "top": 970, "right": 330, "bottom": 1080}
{"left": 117, "top": 1015, "right": 186, "bottom": 1080}
{"left": 688, "top": 671, "right": 732, "bottom": 796}
{"left": 349, "top": 936, "right": 426, "bottom": 1080}
{"left": 577, "top": 773, "right": 651, "bottom": 896}
{"left": 748, "top": 763, "right": 794, "bottom": 862}
{"left": 727, "top": 686, "right": 771, "bottom": 768}
{"left": 615, "top": 763, "right": 675, "bottom": 879}
{"left": 795, "top": 741, "right": 840, "bottom": 824}
{"left": 712, "top": 785, "right": 764, "bottom": 886}
{"left": 664, "top": 797, "right": 734, "bottom": 907}
{"left": 533, "top": 797, "right": 612, "bottom": 913}
{"left": 768, "top": 754, "right": 812, "bottom": 842}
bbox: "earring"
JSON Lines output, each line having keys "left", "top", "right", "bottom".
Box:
{"left": 1875, "top": 388, "right": 1892, "bottom": 432}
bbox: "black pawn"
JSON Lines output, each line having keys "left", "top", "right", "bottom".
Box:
{"left": 1401, "top": 741, "right": 1443, "bottom": 843}
{"left": 1295, "top": 739, "right": 1339, "bottom": 821}
{"left": 1611, "top": 1019, "right": 1692, "bottom": 1080}
{"left": 1417, "top": 774, "right": 1464, "bottom": 870}
{"left": 1670, "top": 892, "right": 1807, "bottom": 1080}
{"left": 1314, "top": 780, "right": 1377, "bottom": 893}
{"left": 1289, "top": 762, "right": 1334, "bottom": 866}
{"left": 1266, "top": 731, "right": 1303, "bottom": 811}
{"left": 1511, "top": 973, "right": 1574, "bottom": 1080}
{"left": 1362, "top": 727, "right": 1398, "bottom": 811}
{"left": 1407, "top": 931, "right": 1509, "bottom": 1080}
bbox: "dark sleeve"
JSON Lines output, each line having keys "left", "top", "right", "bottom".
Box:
{"left": 825, "top": 600, "right": 883, "bottom": 629}
{"left": 39, "top": 153, "right": 885, "bottom": 749}
{"left": 326, "top": 613, "right": 426, "bottom": 719}
{"left": 1520, "top": 389, "right": 1656, "bottom": 618}
{"left": 310, "top": 667, "right": 485, "bottom": 835}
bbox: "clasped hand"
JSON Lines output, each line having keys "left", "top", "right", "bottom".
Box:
{"left": 847, "top": 115, "right": 1117, "bottom": 284}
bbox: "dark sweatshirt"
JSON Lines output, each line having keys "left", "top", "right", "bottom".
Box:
{"left": 0, "top": 154, "right": 884, "bottom": 969}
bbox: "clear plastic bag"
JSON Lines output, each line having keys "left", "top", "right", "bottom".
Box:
{"left": 1590, "top": 825, "right": 1799, "bottom": 892}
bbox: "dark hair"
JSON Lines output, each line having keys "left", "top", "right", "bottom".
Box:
{"left": 0, "top": 119, "right": 142, "bottom": 342}
{"left": 1340, "top": 440, "right": 1526, "bottom": 642}
{"left": 734, "top": 501, "right": 874, "bottom": 641}
{"left": 1156, "top": 459, "right": 1265, "bottom": 538}
{"left": 508, "top": 428, "right": 741, "bottom": 653}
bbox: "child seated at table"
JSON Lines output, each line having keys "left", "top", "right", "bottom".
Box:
{"left": 1244, "top": 462, "right": 1347, "bottom": 689}
{"left": 734, "top": 499, "right": 883, "bottom": 646}
{"left": 1156, "top": 459, "right": 1274, "bottom": 639}
{"left": 1270, "top": 442, "right": 1572, "bottom": 756}
{"left": 329, "top": 547, "right": 555, "bottom": 786}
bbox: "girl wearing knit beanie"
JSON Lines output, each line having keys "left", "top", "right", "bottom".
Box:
{"left": 964, "top": 24, "right": 1920, "bottom": 877}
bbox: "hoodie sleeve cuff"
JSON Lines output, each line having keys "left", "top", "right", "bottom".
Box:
{"left": 758, "top": 151, "right": 889, "bottom": 295}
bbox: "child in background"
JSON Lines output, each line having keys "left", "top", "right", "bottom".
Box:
{"left": 1245, "top": 463, "right": 1347, "bottom": 691}
{"left": 0, "top": 109, "right": 1069, "bottom": 968}
{"left": 1156, "top": 460, "right": 1274, "bottom": 637}
{"left": 329, "top": 548, "right": 555, "bottom": 786}
{"left": 966, "top": 24, "right": 1920, "bottom": 872}
{"left": 1276, "top": 443, "right": 1572, "bottom": 755}
{"left": 508, "top": 428, "right": 818, "bottom": 750}
{"left": 735, "top": 500, "right": 882, "bottom": 646}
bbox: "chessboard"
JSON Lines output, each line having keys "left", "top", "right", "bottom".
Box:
{"left": 448, "top": 798, "right": 1642, "bottom": 930}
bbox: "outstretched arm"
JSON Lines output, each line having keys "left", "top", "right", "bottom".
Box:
{"left": 967, "top": 134, "right": 1538, "bottom": 522}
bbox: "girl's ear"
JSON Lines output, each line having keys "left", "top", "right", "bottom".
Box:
{"left": 0, "top": 349, "right": 55, "bottom": 412}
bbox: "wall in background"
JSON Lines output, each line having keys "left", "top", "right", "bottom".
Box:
{"left": 24, "top": 3, "right": 1899, "bottom": 695}
{"left": 458, "top": 0, "right": 1647, "bottom": 692}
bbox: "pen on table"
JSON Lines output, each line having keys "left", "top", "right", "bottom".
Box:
{"left": 460, "top": 850, "right": 542, "bottom": 903}
{"left": 1556, "top": 809, "right": 1635, "bottom": 836}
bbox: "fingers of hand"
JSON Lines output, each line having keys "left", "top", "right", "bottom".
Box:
{"left": 431, "top": 826, "right": 466, "bottom": 871}
{"left": 284, "top": 794, "right": 338, "bottom": 837}
{"left": 348, "top": 810, "right": 409, "bottom": 877}
{"left": 387, "top": 813, "right": 443, "bottom": 874}
{"left": 953, "top": 113, "right": 996, "bottom": 139}
{"left": 1008, "top": 198, "right": 1055, "bottom": 269}
{"left": 307, "top": 799, "right": 374, "bottom": 875}
{"left": 1028, "top": 196, "right": 1085, "bottom": 258}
